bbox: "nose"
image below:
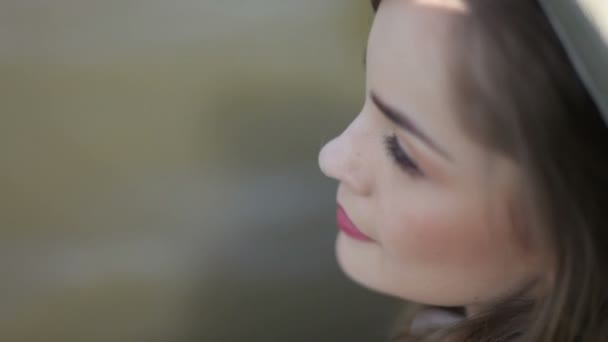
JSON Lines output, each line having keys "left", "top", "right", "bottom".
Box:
{"left": 318, "top": 115, "right": 373, "bottom": 196}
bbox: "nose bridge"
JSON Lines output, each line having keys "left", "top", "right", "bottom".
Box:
{"left": 318, "top": 113, "right": 373, "bottom": 196}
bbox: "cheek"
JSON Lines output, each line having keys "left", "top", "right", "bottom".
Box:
{"left": 379, "top": 192, "right": 506, "bottom": 271}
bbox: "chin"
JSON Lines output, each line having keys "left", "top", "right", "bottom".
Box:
{"left": 334, "top": 232, "right": 394, "bottom": 296}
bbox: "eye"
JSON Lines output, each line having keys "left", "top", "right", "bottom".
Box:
{"left": 383, "top": 134, "right": 423, "bottom": 177}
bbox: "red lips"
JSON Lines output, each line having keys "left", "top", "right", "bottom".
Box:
{"left": 336, "top": 205, "right": 374, "bottom": 242}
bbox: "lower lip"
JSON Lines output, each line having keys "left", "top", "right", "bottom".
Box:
{"left": 336, "top": 205, "right": 374, "bottom": 242}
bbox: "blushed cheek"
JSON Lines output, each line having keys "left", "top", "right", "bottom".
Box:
{"left": 381, "top": 204, "right": 502, "bottom": 271}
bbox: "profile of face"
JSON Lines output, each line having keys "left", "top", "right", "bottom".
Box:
{"left": 319, "top": 0, "right": 547, "bottom": 310}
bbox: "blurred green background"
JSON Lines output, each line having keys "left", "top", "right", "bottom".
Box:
{"left": 0, "top": 1, "right": 400, "bottom": 341}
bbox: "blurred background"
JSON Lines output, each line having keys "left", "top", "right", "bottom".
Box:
{"left": 0, "top": 1, "right": 401, "bottom": 341}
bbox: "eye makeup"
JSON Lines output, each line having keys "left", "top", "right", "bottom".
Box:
{"left": 384, "top": 134, "right": 424, "bottom": 177}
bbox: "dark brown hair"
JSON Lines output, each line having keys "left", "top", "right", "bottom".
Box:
{"left": 370, "top": 0, "right": 608, "bottom": 341}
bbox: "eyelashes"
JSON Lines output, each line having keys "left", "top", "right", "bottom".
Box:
{"left": 383, "top": 134, "right": 423, "bottom": 177}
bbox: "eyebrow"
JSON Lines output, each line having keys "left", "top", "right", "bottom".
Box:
{"left": 370, "top": 91, "right": 452, "bottom": 161}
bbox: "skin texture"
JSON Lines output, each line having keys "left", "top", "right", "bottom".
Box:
{"left": 318, "top": 0, "right": 546, "bottom": 312}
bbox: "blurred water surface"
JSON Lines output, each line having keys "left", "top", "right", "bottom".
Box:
{"left": 0, "top": 1, "right": 400, "bottom": 341}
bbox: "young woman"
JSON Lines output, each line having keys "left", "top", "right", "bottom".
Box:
{"left": 318, "top": 0, "right": 608, "bottom": 341}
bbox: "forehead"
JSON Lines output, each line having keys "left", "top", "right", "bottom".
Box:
{"left": 367, "top": 0, "right": 468, "bottom": 105}
{"left": 367, "top": 0, "right": 480, "bottom": 163}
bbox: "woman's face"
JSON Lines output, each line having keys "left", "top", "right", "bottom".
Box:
{"left": 318, "top": 0, "right": 545, "bottom": 308}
